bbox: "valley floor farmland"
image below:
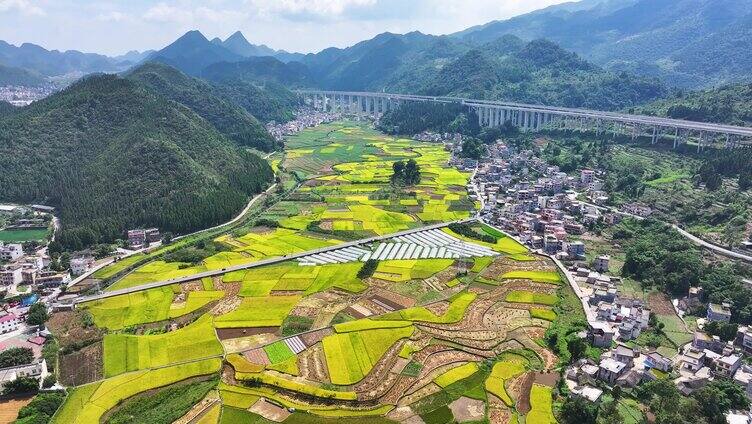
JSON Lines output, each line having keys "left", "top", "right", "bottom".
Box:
{"left": 51, "top": 122, "right": 570, "bottom": 424}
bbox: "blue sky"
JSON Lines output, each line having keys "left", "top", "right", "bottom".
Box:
{"left": 0, "top": 0, "right": 572, "bottom": 55}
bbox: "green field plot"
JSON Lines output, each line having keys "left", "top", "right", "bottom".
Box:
{"left": 82, "top": 286, "right": 175, "bottom": 330}
{"left": 485, "top": 356, "right": 528, "bottom": 406}
{"left": 501, "top": 270, "right": 561, "bottom": 284}
{"left": 471, "top": 256, "right": 494, "bottom": 273}
{"left": 373, "top": 259, "right": 454, "bottom": 282}
{"left": 107, "top": 261, "right": 207, "bottom": 291}
{"left": 334, "top": 319, "right": 413, "bottom": 333}
{"left": 53, "top": 358, "right": 221, "bottom": 424}
{"left": 228, "top": 261, "right": 366, "bottom": 297}
{"left": 235, "top": 371, "right": 358, "bottom": 400}
{"left": 169, "top": 290, "right": 224, "bottom": 318}
{"left": 220, "top": 228, "right": 340, "bottom": 260}
{"left": 323, "top": 325, "right": 415, "bottom": 385}
{"left": 530, "top": 308, "right": 557, "bottom": 321}
{"left": 526, "top": 384, "right": 555, "bottom": 424}
{"left": 0, "top": 228, "right": 48, "bottom": 242}
{"left": 214, "top": 295, "right": 301, "bottom": 328}
{"left": 267, "top": 356, "right": 299, "bottom": 375}
{"left": 92, "top": 254, "right": 146, "bottom": 280}
{"left": 505, "top": 291, "right": 557, "bottom": 306}
{"left": 102, "top": 314, "right": 222, "bottom": 377}
{"left": 381, "top": 292, "right": 477, "bottom": 324}
{"left": 264, "top": 340, "right": 295, "bottom": 364}
{"left": 434, "top": 362, "right": 479, "bottom": 388}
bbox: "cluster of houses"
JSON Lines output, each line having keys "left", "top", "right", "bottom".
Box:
{"left": 463, "top": 141, "right": 637, "bottom": 259}
{"left": 0, "top": 242, "right": 72, "bottom": 294}
{"left": 265, "top": 110, "right": 340, "bottom": 142}
{"left": 573, "top": 296, "right": 752, "bottom": 407}
{"left": 566, "top": 342, "right": 674, "bottom": 402}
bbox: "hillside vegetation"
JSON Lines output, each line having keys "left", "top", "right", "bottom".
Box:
{"left": 0, "top": 74, "right": 273, "bottom": 249}
{"left": 0, "top": 62, "right": 47, "bottom": 86}
{"left": 126, "top": 62, "right": 279, "bottom": 151}
{"left": 456, "top": 0, "right": 752, "bottom": 88}
{"left": 633, "top": 83, "right": 752, "bottom": 126}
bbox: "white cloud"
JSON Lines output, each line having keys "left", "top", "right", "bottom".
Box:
{"left": 143, "top": 2, "right": 193, "bottom": 23}
{"left": 246, "top": 0, "right": 377, "bottom": 19}
{"left": 143, "top": 3, "right": 245, "bottom": 24}
{"left": 0, "top": 0, "right": 45, "bottom": 16}
{"left": 95, "top": 11, "right": 127, "bottom": 22}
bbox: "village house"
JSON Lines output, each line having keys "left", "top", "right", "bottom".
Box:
{"left": 680, "top": 348, "right": 707, "bottom": 373}
{"left": 0, "top": 265, "right": 22, "bottom": 285}
{"left": 70, "top": 256, "right": 95, "bottom": 276}
{"left": 597, "top": 358, "right": 627, "bottom": 384}
{"left": 0, "top": 312, "right": 19, "bottom": 334}
{"left": 714, "top": 353, "right": 742, "bottom": 378}
{"left": 0, "top": 242, "right": 23, "bottom": 261}
{"left": 0, "top": 359, "right": 47, "bottom": 388}
{"left": 644, "top": 351, "right": 673, "bottom": 373}
{"left": 707, "top": 302, "right": 732, "bottom": 322}
{"left": 737, "top": 326, "right": 752, "bottom": 354}
{"left": 588, "top": 321, "right": 615, "bottom": 348}
{"left": 733, "top": 365, "right": 752, "bottom": 399}
{"left": 594, "top": 255, "right": 610, "bottom": 273}
{"left": 612, "top": 344, "right": 638, "bottom": 366}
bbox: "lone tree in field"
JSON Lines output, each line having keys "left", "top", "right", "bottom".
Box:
{"left": 391, "top": 159, "right": 421, "bottom": 186}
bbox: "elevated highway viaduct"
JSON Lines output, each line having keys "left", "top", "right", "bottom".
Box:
{"left": 297, "top": 90, "right": 752, "bottom": 151}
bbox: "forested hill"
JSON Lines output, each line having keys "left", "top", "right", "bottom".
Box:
{"left": 0, "top": 74, "right": 273, "bottom": 250}
{"left": 0, "top": 63, "right": 47, "bottom": 86}
{"left": 417, "top": 38, "right": 666, "bottom": 110}
{"left": 200, "top": 57, "right": 307, "bottom": 123}
{"left": 0, "top": 100, "right": 14, "bottom": 117}
{"left": 126, "top": 62, "right": 279, "bottom": 152}
{"left": 632, "top": 83, "right": 752, "bottom": 127}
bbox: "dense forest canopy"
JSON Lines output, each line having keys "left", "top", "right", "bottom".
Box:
{"left": 633, "top": 83, "right": 752, "bottom": 126}
{"left": 378, "top": 102, "right": 480, "bottom": 136}
{"left": 126, "top": 62, "right": 279, "bottom": 152}
{"left": 0, "top": 74, "right": 273, "bottom": 250}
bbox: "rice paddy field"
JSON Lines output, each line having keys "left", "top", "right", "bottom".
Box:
{"left": 53, "top": 121, "right": 564, "bottom": 424}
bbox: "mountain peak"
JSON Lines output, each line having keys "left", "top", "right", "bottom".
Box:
{"left": 226, "top": 31, "right": 249, "bottom": 43}
{"left": 176, "top": 30, "right": 209, "bottom": 44}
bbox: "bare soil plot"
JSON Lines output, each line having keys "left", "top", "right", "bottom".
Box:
{"left": 59, "top": 341, "right": 103, "bottom": 386}
{"left": 249, "top": 398, "right": 292, "bottom": 422}
{"left": 0, "top": 397, "right": 33, "bottom": 424}
{"left": 516, "top": 372, "right": 535, "bottom": 414}
{"left": 217, "top": 327, "right": 278, "bottom": 340}
{"left": 449, "top": 396, "right": 486, "bottom": 423}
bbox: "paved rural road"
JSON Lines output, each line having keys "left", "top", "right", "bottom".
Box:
{"left": 672, "top": 224, "right": 752, "bottom": 263}
{"left": 74, "top": 218, "right": 476, "bottom": 304}
{"left": 577, "top": 196, "right": 752, "bottom": 264}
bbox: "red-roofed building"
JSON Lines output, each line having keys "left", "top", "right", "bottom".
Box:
{"left": 0, "top": 313, "right": 19, "bottom": 334}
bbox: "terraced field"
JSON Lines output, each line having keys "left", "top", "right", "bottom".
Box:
{"left": 53, "top": 121, "right": 570, "bottom": 424}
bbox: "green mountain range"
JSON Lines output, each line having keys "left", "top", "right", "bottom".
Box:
{"left": 456, "top": 0, "right": 752, "bottom": 88}
{"left": 0, "top": 73, "right": 273, "bottom": 250}
{"left": 295, "top": 32, "right": 665, "bottom": 111}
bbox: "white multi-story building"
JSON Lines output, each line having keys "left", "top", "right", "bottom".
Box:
{"left": 0, "top": 243, "right": 23, "bottom": 261}
{"left": 70, "top": 256, "right": 95, "bottom": 276}
{"left": 0, "top": 266, "right": 22, "bottom": 286}
{"left": 0, "top": 313, "right": 19, "bottom": 333}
